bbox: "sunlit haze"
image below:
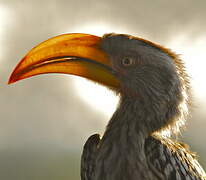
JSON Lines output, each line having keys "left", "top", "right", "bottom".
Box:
{"left": 0, "top": 5, "right": 9, "bottom": 37}
{"left": 0, "top": 5, "right": 10, "bottom": 60}
{"left": 67, "top": 22, "right": 131, "bottom": 36}
{"left": 168, "top": 35, "right": 206, "bottom": 100}
{"left": 74, "top": 78, "right": 119, "bottom": 118}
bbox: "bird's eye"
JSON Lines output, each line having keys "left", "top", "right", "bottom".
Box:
{"left": 122, "top": 57, "right": 134, "bottom": 67}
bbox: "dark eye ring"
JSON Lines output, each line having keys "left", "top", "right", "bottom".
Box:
{"left": 122, "top": 57, "right": 134, "bottom": 66}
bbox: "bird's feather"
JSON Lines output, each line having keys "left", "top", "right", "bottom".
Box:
{"left": 81, "top": 134, "right": 206, "bottom": 180}
{"left": 81, "top": 134, "right": 100, "bottom": 180}
{"left": 145, "top": 135, "right": 206, "bottom": 180}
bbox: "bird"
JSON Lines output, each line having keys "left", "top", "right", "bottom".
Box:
{"left": 8, "top": 33, "right": 206, "bottom": 180}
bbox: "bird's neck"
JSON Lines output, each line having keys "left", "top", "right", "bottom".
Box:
{"left": 102, "top": 96, "right": 150, "bottom": 151}
{"left": 96, "top": 96, "right": 157, "bottom": 179}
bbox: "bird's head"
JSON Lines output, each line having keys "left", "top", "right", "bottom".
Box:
{"left": 9, "top": 33, "right": 190, "bottom": 135}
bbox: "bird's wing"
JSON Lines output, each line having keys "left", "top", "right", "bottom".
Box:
{"left": 81, "top": 134, "right": 100, "bottom": 180}
{"left": 145, "top": 135, "right": 206, "bottom": 180}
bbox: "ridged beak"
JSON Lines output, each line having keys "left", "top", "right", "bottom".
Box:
{"left": 8, "top": 33, "right": 119, "bottom": 89}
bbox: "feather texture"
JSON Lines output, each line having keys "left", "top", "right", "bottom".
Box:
{"left": 81, "top": 134, "right": 206, "bottom": 180}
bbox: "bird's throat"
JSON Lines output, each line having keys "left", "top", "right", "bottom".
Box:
{"left": 94, "top": 97, "right": 155, "bottom": 180}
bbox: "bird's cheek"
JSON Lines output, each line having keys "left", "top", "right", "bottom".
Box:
{"left": 119, "top": 77, "right": 140, "bottom": 98}
{"left": 120, "top": 85, "right": 139, "bottom": 98}
{"left": 111, "top": 63, "right": 127, "bottom": 77}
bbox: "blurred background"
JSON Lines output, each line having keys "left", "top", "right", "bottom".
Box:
{"left": 0, "top": 0, "right": 206, "bottom": 179}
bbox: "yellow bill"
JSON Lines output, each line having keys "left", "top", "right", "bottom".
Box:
{"left": 8, "top": 33, "right": 119, "bottom": 89}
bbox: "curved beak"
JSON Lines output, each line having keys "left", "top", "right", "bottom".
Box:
{"left": 8, "top": 33, "right": 119, "bottom": 89}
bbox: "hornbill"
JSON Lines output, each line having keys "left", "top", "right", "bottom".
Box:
{"left": 9, "top": 33, "right": 206, "bottom": 180}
